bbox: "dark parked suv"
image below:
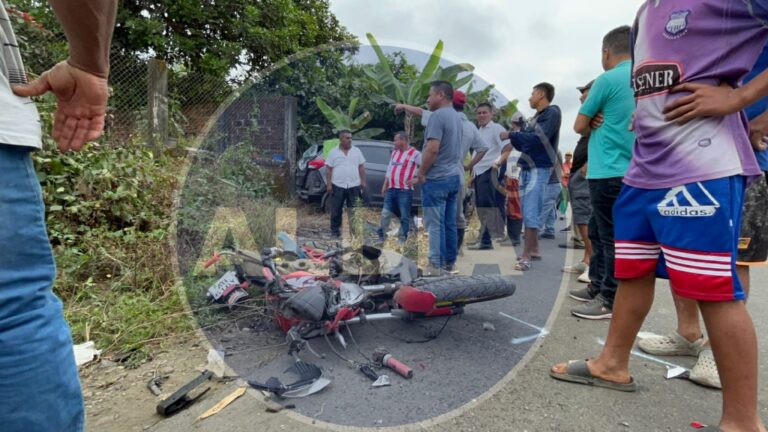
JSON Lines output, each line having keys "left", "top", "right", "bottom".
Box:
{"left": 295, "top": 139, "right": 422, "bottom": 211}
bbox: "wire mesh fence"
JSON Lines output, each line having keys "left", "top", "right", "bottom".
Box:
{"left": 21, "top": 31, "right": 236, "bottom": 146}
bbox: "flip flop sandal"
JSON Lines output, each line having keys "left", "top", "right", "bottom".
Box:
{"left": 514, "top": 260, "right": 532, "bottom": 271}
{"left": 697, "top": 427, "right": 723, "bottom": 431}
{"left": 550, "top": 360, "right": 637, "bottom": 392}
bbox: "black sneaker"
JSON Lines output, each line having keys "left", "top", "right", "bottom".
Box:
{"left": 468, "top": 243, "right": 494, "bottom": 250}
{"left": 540, "top": 233, "right": 556, "bottom": 239}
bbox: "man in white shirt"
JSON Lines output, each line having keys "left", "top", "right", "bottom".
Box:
{"left": 469, "top": 103, "right": 512, "bottom": 250}
{"left": 325, "top": 130, "right": 366, "bottom": 238}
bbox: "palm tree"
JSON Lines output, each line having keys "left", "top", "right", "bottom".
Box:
{"left": 363, "top": 33, "right": 476, "bottom": 141}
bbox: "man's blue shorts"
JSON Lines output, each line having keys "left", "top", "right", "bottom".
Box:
{"left": 614, "top": 176, "right": 745, "bottom": 302}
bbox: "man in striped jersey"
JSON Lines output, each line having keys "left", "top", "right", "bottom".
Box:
{"left": 378, "top": 131, "right": 421, "bottom": 244}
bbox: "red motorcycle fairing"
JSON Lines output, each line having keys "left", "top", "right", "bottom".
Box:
{"left": 393, "top": 285, "right": 437, "bottom": 314}
{"left": 324, "top": 307, "right": 359, "bottom": 333}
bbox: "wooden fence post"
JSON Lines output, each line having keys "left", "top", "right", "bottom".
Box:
{"left": 147, "top": 59, "right": 168, "bottom": 151}
{"left": 283, "top": 96, "right": 297, "bottom": 196}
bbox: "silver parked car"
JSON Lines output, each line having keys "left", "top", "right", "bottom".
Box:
{"left": 295, "top": 139, "right": 422, "bottom": 212}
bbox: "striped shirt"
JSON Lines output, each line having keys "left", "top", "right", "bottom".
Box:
{"left": 386, "top": 147, "right": 421, "bottom": 190}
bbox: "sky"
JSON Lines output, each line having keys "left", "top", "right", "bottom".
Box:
{"left": 329, "top": 0, "right": 640, "bottom": 152}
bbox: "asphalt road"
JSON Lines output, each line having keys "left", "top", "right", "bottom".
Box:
{"left": 151, "top": 219, "right": 768, "bottom": 432}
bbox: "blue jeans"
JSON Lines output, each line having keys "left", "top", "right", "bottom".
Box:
{"left": 520, "top": 167, "right": 551, "bottom": 230}
{"left": 422, "top": 175, "right": 460, "bottom": 267}
{"left": 0, "top": 145, "right": 84, "bottom": 431}
{"left": 378, "top": 188, "right": 413, "bottom": 241}
{"left": 542, "top": 182, "right": 562, "bottom": 236}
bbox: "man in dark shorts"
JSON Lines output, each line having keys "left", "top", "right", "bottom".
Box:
{"left": 551, "top": 2, "right": 768, "bottom": 430}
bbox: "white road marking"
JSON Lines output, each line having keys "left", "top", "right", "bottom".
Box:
{"left": 500, "top": 312, "right": 550, "bottom": 345}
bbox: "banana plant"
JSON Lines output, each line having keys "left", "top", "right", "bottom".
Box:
{"left": 363, "top": 33, "right": 476, "bottom": 140}
{"left": 315, "top": 96, "right": 385, "bottom": 140}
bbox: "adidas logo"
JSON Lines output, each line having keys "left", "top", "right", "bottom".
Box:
{"left": 657, "top": 183, "right": 719, "bottom": 217}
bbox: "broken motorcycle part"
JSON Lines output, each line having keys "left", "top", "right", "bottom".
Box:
{"left": 372, "top": 347, "right": 414, "bottom": 379}
{"left": 147, "top": 374, "right": 170, "bottom": 396}
{"left": 156, "top": 370, "right": 214, "bottom": 416}
{"left": 248, "top": 360, "right": 331, "bottom": 398}
{"left": 207, "top": 271, "right": 249, "bottom": 310}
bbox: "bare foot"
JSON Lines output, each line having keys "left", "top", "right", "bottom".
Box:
{"left": 550, "top": 360, "right": 632, "bottom": 384}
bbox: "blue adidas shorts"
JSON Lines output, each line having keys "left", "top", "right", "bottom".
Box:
{"left": 613, "top": 176, "right": 745, "bottom": 302}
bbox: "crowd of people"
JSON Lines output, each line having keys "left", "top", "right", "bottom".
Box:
{"left": 327, "top": 81, "right": 570, "bottom": 275}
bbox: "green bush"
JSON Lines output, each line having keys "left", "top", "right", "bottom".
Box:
{"left": 32, "top": 142, "right": 192, "bottom": 355}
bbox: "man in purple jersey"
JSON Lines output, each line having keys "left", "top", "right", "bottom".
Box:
{"left": 551, "top": 2, "right": 768, "bottom": 431}
{"left": 636, "top": 42, "right": 768, "bottom": 392}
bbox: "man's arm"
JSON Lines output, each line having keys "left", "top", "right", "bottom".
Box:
{"left": 504, "top": 108, "right": 560, "bottom": 154}
{"left": 664, "top": 71, "right": 768, "bottom": 125}
{"left": 326, "top": 166, "right": 334, "bottom": 194}
{"left": 750, "top": 110, "right": 768, "bottom": 151}
{"left": 574, "top": 113, "right": 604, "bottom": 136}
{"left": 467, "top": 150, "right": 487, "bottom": 171}
{"left": 411, "top": 139, "right": 439, "bottom": 185}
{"left": 466, "top": 128, "right": 488, "bottom": 171}
{"left": 575, "top": 78, "right": 608, "bottom": 136}
{"left": 50, "top": 0, "right": 118, "bottom": 78}
{"left": 12, "top": 0, "right": 118, "bottom": 152}
{"left": 393, "top": 104, "right": 425, "bottom": 118}
{"left": 382, "top": 158, "right": 393, "bottom": 194}
{"left": 358, "top": 163, "right": 366, "bottom": 191}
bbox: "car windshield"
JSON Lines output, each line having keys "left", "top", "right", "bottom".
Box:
{"left": 358, "top": 145, "right": 392, "bottom": 165}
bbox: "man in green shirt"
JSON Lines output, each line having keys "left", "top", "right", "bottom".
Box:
{"left": 568, "top": 25, "right": 635, "bottom": 320}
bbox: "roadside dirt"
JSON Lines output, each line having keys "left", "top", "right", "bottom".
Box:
{"left": 80, "top": 337, "right": 217, "bottom": 432}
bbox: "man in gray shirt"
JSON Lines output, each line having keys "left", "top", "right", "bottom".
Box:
{"left": 409, "top": 81, "right": 463, "bottom": 273}
{"left": 394, "top": 90, "right": 487, "bottom": 255}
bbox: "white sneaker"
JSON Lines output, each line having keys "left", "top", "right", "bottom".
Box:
{"left": 562, "top": 261, "right": 588, "bottom": 274}
{"left": 689, "top": 349, "right": 721, "bottom": 389}
{"left": 577, "top": 268, "right": 590, "bottom": 283}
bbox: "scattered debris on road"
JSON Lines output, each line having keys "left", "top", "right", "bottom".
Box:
{"left": 156, "top": 370, "right": 213, "bottom": 416}
{"left": 147, "top": 373, "right": 170, "bottom": 396}
{"left": 73, "top": 341, "right": 101, "bottom": 367}
{"left": 196, "top": 386, "right": 247, "bottom": 421}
